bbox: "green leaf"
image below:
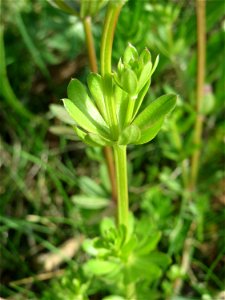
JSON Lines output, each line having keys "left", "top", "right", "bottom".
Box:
{"left": 79, "top": 176, "right": 107, "bottom": 197}
{"left": 133, "top": 94, "right": 177, "bottom": 130}
{"left": 63, "top": 99, "right": 99, "bottom": 134}
{"left": 138, "top": 61, "right": 152, "bottom": 92}
{"left": 72, "top": 195, "right": 109, "bottom": 209}
{"left": 67, "top": 79, "right": 109, "bottom": 135}
{"left": 135, "top": 118, "right": 163, "bottom": 145}
{"left": 73, "top": 126, "right": 87, "bottom": 140}
{"left": 87, "top": 73, "right": 107, "bottom": 120}
{"left": 83, "top": 259, "right": 119, "bottom": 276}
{"left": 126, "top": 257, "right": 161, "bottom": 283}
{"left": 118, "top": 125, "right": 141, "bottom": 145}
{"left": 121, "top": 235, "right": 138, "bottom": 257}
{"left": 132, "top": 80, "right": 151, "bottom": 120}
{"left": 135, "top": 232, "right": 161, "bottom": 256}
{"left": 100, "top": 218, "right": 116, "bottom": 236}
{"left": 120, "top": 69, "right": 138, "bottom": 95}
{"left": 123, "top": 43, "right": 138, "bottom": 64}
{"left": 82, "top": 239, "right": 99, "bottom": 256}
{"left": 115, "top": 85, "right": 129, "bottom": 129}
{"left": 117, "top": 58, "right": 124, "bottom": 73}
{"left": 50, "top": 104, "right": 75, "bottom": 124}
{"left": 139, "top": 48, "right": 151, "bottom": 66}
{"left": 150, "top": 55, "right": 159, "bottom": 76}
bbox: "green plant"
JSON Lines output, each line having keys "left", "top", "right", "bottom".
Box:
{"left": 63, "top": 14, "right": 176, "bottom": 221}
{"left": 59, "top": 1, "right": 176, "bottom": 298}
{"left": 1, "top": 1, "right": 224, "bottom": 299}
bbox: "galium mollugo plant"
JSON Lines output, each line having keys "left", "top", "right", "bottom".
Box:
{"left": 62, "top": 43, "right": 177, "bottom": 229}
{"left": 58, "top": 1, "right": 177, "bottom": 298}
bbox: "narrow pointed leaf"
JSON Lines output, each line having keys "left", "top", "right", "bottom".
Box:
{"left": 67, "top": 79, "right": 109, "bottom": 135}
{"left": 139, "top": 48, "right": 151, "bottom": 65}
{"left": 73, "top": 126, "right": 87, "bottom": 140}
{"left": 63, "top": 98, "right": 98, "bottom": 134}
{"left": 87, "top": 73, "right": 107, "bottom": 120}
{"left": 138, "top": 61, "right": 152, "bottom": 92}
{"left": 150, "top": 55, "right": 159, "bottom": 76}
{"left": 115, "top": 86, "right": 129, "bottom": 129}
{"left": 132, "top": 80, "right": 151, "bottom": 120}
{"left": 121, "top": 69, "right": 138, "bottom": 95}
{"left": 135, "top": 118, "right": 163, "bottom": 145}
{"left": 123, "top": 43, "right": 138, "bottom": 64}
{"left": 133, "top": 94, "right": 177, "bottom": 130}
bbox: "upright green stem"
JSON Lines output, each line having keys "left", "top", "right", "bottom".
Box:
{"left": 101, "top": 3, "right": 122, "bottom": 140}
{"left": 100, "top": 3, "right": 122, "bottom": 76}
{"left": 100, "top": 3, "right": 128, "bottom": 228}
{"left": 82, "top": 15, "right": 117, "bottom": 204}
{"left": 190, "top": 0, "right": 206, "bottom": 191}
{"left": 113, "top": 145, "right": 129, "bottom": 228}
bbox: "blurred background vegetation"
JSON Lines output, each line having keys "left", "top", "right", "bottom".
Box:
{"left": 0, "top": 0, "right": 224, "bottom": 299}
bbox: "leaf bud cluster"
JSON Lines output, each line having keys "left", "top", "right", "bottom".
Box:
{"left": 114, "top": 43, "right": 159, "bottom": 98}
{"left": 62, "top": 44, "right": 177, "bottom": 147}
